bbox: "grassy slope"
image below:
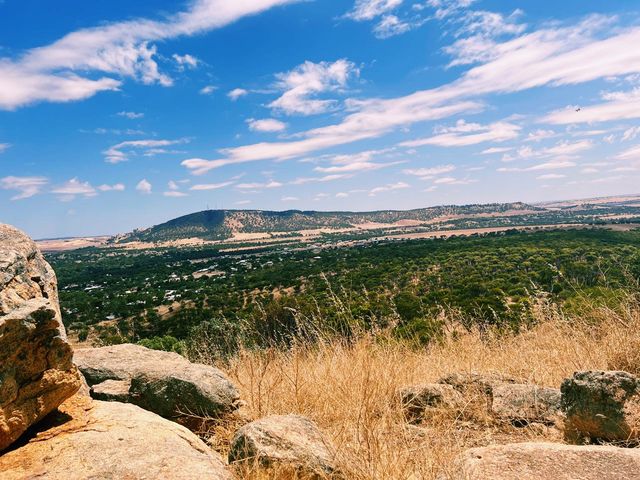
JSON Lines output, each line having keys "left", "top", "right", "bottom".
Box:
{"left": 191, "top": 296, "right": 640, "bottom": 479}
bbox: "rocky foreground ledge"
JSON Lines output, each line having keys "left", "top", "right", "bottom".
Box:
{"left": 3, "top": 222, "right": 640, "bottom": 479}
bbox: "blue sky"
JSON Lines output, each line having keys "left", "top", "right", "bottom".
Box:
{"left": 2, "top": 0, "right": 640, "bottom": 238}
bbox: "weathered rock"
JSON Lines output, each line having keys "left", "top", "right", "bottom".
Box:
{"left": 0, "top": 224, "right": 81, "bottom": 452}
{"left": 229, "top": 414, "right": 337, "bottom": 478}
{"left": 74, "top": 343, "right": 240, "bottom": 420}
{"left": 453, "top": 442, "right": 640, "bottom": 480}
{"left": 438, "top": 372, "right": 521, "bottom": 396}
{"left": 399, "top": 384, "right": 464, "bottom": 423}
{"left": 0, "top": 394, "right": 232, "bottom": 479}
{"left": 491, "top": 384, "right": 561, "bottom": 425}
{"left": 91, "top": 379, "right": 130, "bottom": 402}
{"left": 561, "top": 370, "right": 640, "bottom": 443}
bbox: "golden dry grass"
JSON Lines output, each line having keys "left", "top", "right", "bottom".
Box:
{"left": 193, "top": 296, "right": 640, "bottom": 479}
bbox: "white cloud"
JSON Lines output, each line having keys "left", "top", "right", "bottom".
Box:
{"left": 526, "top": 129, "right": 556, "bottom": 142}
{"left": 623, "top": 126, "right": 640, "bottom": 141}
{"left": 104, "top": 138, "right": 188, "bottom": 163}
{"left": 281, "top": 196, "right": 299, "bottom": 202}
{"left": 537, "top": 173, "right": 565, "bottom": 180}
{"left": 268, "top": 59, "right": 359, "bottom": 116}
{"left": 51, "top": 178, "right": 97, "bottom": 200}
{"left": 190, "top": 181, "right": 235, "bottom": 191}
{"left": 199, "top": 85, "right": 217, "bottom": 95}
{"left": 336, "top": 192, "right": 349, "bottom": 198}
{"left": 345, "top": 0, "right": 403, "bottom": 21}
{"left": 543, "top": 88, "right": 640, "bottom": 125}
{"left": 136, "top": 179, "right": 152, "bottom": 194}
{"left": 117, "top": 111, "right": 144, "bottom": 119}
{"left": 373, "top": 15, "right": 412, "bottom": 39}
{"left": 0, "top": 0, "right": 296, "bottom": 109}
{"left": 184, "top": 16, "right": 640, "bottom": 174}
{"left": 403, "top": 164, "right": 456, "bottom": 178}
{"left": 236, "top": 180, "right": 283, "bottom": 189}
{"left": 163, "top": 190, "right": 189, "bottom": 197}
{"left": 235, "top": 200, "right": 251, "bottom": 205}
{"left": 172, "top": 53, "right": 199, "bottom": 70}
{"left": 313, "top": 149, "right": 402, "bottom": 173}
{"left": 97, "top": 183, "right": 125, "bottom": 191}
{"left": 247, "top": 118, "right": 287, "bottom": 132}
{"left": 227, "top": 88, "right": 248, "bottom": 101}
{"left": 500, "top": 140, "right": 592, "bottom": 164}
{"left": 0, "top": 143, "right": 9, "bottom": 153}
{"left": 368, "top": 181, "right": 410, "bottom": 196}
{"left": 290, "top": 174, "right": 351, "bottom": 185}
{"left": 433, "top": 176, "right": 476, "bottom": 185}
{"left": 401, "top": 120, "right": 520, "bottom": 147}
{"left": 480, "top": 146, "right": 512, "bottom": 154}
{"left": 0, "top": 175, "right": 48, "bottom": 200}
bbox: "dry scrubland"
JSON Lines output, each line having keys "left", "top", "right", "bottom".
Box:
{"left": 188, "top": 296, "right": 640, "bottom": 479}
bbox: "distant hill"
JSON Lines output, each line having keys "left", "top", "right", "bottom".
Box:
{"left": 115, "top": 202, "right": 539, "bottom": 243}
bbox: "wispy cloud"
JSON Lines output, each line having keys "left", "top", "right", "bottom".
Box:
{"left": 51, "top": 178, "right": 97, "bottom": 200}
{"left": 117, "top": 111, "right": 144, "bottom": 119}
{"left": 403, "top": 164, "right": 456, "bottom": 179}
{"left": 104, "top": 138, "right": 188, "bottom": 163}
{"left": 368, "top": 181, "right": 410, "bottom": 196}
{"left": 190, "top": 181, "right": 235, "bottom": 191}
{"left": 0, "top": 175, "right": 48, "bottom": 200}
{"left": 0, "top": 0, "right": 297, "bottom": 109}
{"left": 401, "top": 120, "right": 520, "bottom": 147}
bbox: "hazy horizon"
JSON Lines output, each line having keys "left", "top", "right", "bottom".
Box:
{"left": 3, "top": 1, "right": 640, "bottom": 239}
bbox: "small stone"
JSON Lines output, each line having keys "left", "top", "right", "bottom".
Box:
{"left": 229, "top": 414, "right": 337, "bottom": 478}
{"left": 399, "top": 384, "right": 464, "bottom": 423}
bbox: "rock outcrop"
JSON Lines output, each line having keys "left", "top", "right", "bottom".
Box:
{"left": 453, "top": 442, "right": 640, "bottom": 480}
{"left": 74, "top": 343, "right": 240, "bottom": 421}
{"left": 399, "top": 384, "right": 463, "bottom": 423}
{"left": 491, "top": 384, "right": 561, "bottom": 425}
{"left": 561, "top": 370, "right": 640, "bottom": 443}
{"left": 229, "top": 414, "right": 337, "bottom": 478}
{"left": 0, "top": 394, "right": 232, "bottom": 479}
{"left": 0, "top": 224, "right": 81, "bottom": 452}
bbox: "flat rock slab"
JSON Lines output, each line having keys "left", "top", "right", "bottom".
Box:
{"left": 0, "top": 395, "right": 232, "bottom": 480}
{"left": 455, "top": 442, "right": 640, "bottom": 480}
{"left": 229, "top": 414, "right": 337, "bottom": 478}
{"left": 74, "top": 343, "right": 240, "bottom": 420}
{"left": 0, "top": 224, "right": 81, "bottom": 452}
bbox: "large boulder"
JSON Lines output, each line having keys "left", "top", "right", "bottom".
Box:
{"left": 0, "top": 224, "right": 81, "bottom": 452}
{"left": 561, "top": 370, "right": 640, "bottom": 443}
{"left": 0, "top": 394, "right": 232, "bottom": 479}
{"left": 452, "top": 442, "right": 640, "bottom": 480}
{"left": 399, "top": 384, "right": 463, "bottom": 423}
{"left": 74, "top": 343, "right": 240, "bottom": 421}
{"left": 491, "top": 384, "right": 561, "bottom": 426}
{"left": 229, "top": 414, "right": 337, "bottom": 478}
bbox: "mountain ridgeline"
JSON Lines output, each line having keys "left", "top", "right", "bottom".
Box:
{"left": 115, "top": 202, "right": 539, "bottom": 243}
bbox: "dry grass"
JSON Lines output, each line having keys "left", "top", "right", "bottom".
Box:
{"left": 192, "top": 296, "right": 640, "bottom": 479}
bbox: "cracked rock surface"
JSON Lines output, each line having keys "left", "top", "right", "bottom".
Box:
{"left": 0, "top": 224, "right": 81, "bottom": 452}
